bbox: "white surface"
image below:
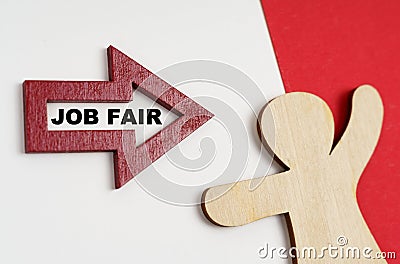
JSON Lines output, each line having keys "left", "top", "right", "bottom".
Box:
{"left": 0, "top": 0, "right": 290, "bottom": 263}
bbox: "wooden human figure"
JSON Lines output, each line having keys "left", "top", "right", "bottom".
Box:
{"left": 202, "top": 85, "right": 386, "bottom": 263}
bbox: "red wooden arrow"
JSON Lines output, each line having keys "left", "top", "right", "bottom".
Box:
{"left": 23, "top": 46, "right": 213, "bottom": 188}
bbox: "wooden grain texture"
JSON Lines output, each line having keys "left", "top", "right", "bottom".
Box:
{"left": 202, "top": 85, "right": 386, "bottom": 263}
{"left": 23, "top": 46, "right": 213, "bottom": 188}
{"left": 261, "top": 1, "right": 400, "bottom": 256}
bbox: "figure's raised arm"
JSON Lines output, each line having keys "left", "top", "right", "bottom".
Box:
{"left": 202, "top": 171, "right": 295, "bottom": 227}
{"left": 331, "top": 85, "right": 384, "bottom": 182}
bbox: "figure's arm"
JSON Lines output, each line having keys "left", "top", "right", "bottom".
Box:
{"left": 331, "top": 85, "right": 383, "bottom": 183}
{"left": 202, "top": 171, "right": 294, "bottom": 227}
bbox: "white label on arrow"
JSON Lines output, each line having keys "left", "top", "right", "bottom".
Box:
{"left": 47, "top": 90, "right": 179, "bottom": 146}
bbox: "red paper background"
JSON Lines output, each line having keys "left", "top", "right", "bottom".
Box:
{"left": 261, "top": 0, "right": 399, "bottom": 259}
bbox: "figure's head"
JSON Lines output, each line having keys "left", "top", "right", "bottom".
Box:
{"left": 259, "top": 92, "right": 334, "bottom": 169}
